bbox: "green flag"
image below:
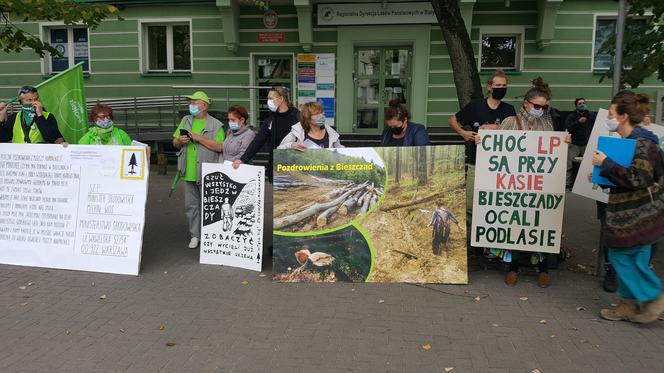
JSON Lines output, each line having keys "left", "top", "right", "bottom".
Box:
{"left": 35, "top": 62, "right": 87, "bottom": 143}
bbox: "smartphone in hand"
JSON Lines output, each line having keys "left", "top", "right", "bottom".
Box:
{"left": 179, "top": 129, "right": 190, "bottom": 137}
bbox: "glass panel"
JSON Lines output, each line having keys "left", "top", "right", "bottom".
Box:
{"left": 72, "top": 28, "right": 89, "bottom": 72}
{"left": 356, "top": 79, "right": 379, "bottom": 105}
{"left": 356, "top": 49, "right": 380, "bottom": 76}
{"left": 594, "top": 19, "right": 615, "bottom": 70}
{"left": 50, "top": 28, "right": 69, "bottom": 73}
{"left": 172, "top": 25, "right": 191, "bottom": 70}
{"left": 383, "top": 78, "right": 408, "bottom": 106}
{"left": 357, "top": 109, "right": 378, "bottom": 129}
{"left": 384, "top": 49, "right": 409, "bottom": 76}
{"left": 147, "top": 25, "right": 167, "bottom": 71}
{"left": 481, "top": 35, "right": 518, "bottom": 69}
{"left": 258, "top": 58, "right": 291, "bottom": 79}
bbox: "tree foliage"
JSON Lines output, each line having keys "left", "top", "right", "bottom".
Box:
{"left": 0, "top": 0, "right": 119, "bottom": 57}
{"left": 600, "top": 0, "right": 664, "bottom": 88}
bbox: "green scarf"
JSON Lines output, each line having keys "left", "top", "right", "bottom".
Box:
{"left": 88, "top": 126, "right": 115, "bottom": 145}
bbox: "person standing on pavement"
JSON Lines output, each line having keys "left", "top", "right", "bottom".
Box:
{"left": 222, "top": 105, "right": 255, "bottom": 162}
{"left": 78, "top": 103, "right": 132, "bottom": 145}
{"left": 564, "top": 98, "right": 596, "bottom": 191}
{"left": 380, "top": 98, "right": 430, "bottom": 147}
{"left": 591, "top": 92, "right": 664, "bottom": 323}
{"left": 0, "top": 86, "right": 65, "bottom": 144}
{"left": 448, "top": 70, "right": 516, "bottom": 254}
{"left": 173, "top": 91, "right": 225, "bottom": 249}
{"left": 232, "top": 87, "right": 299, "bottom": 181}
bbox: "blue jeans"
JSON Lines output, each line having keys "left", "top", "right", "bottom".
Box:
{"left": 608, "top": 244, "right": 661, "bottom": 302}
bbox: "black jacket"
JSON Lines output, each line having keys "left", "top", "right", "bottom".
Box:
{"left": 564, "top": 110, "right": 596, "bottom": 146}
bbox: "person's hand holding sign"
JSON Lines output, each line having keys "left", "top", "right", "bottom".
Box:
{"left": 592, "top": 150, "right": 607, "bottom": 167}
{"left": 291, "top": 139, "right": 306, "bottom": 152}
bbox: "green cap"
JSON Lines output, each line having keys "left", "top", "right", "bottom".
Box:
{"left": 186, "top": 91, "right": 210, "bottom": 104}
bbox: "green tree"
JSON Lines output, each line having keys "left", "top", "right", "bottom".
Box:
{"left": 0, "top": 0, "right": 119, "bottom": 57}
{"left": 600, "top": 0, "right": 664, "bottom": 88}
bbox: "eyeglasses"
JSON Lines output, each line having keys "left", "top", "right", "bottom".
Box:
{"left": 527, "top": 100, "right": 549, "bottom": 111}
{"left": 95, "top": 114, "right": 111, "bottom": 120}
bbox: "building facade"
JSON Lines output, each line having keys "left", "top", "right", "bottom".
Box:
{"left": 1, "top": 0, "right": 663, "bottom": 134}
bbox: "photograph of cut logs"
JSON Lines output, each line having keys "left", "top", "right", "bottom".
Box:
{"left": 273, "top": 225, "right": 372, "bottom": 282}
{"left": 273, "top": 148, "right": 386, "bottom": 233}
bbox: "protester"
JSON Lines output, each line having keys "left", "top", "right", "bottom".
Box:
{"left": 78, "top": 103, "right": 132, "bottom": 145}
{"left": 222, "top": 105, "right": 255, "bottom": 162}
{"left": 476, "top": 77, "right": 571, "bottom": 288}
{"left": 428, "top": 201, "right": 461, "bottom": 256}
{"left": 380, "top": 98, "right": 430, "bottom": 147}
{"left": 591, "top": 92, "right": 664, "bottom": 323}
{"left": 448, "top": 70, "right": 516, "bottom": 241}
{"left": 233, "top": 87, "right": 299, "bottom": 180}
{"left": 278, "top": 101, "right": 343, "bottom": 149}
{"left": 172, "top": 91, "right": 225, "bottom": 249}
{"left": 0, "top": 86, "right": 65, "bottom": 144}
{"left": 564, "top": 98, "right": 597, "bottom": 191}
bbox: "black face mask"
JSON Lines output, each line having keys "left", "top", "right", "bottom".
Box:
{"left": 491, "top": 87, "right": 507, "bottom": 101}
{"left": 389, "top": 124, "right": 405, "bottom": 135}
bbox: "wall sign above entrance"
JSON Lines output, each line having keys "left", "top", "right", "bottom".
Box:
{"left": 317, "top": 2, "right": 437, "bottom": 25}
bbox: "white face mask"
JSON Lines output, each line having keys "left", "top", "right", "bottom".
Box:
{"left": 96, "top": 119, "right": 113, "bottom": 129}
{"left": 267, "top": 99, "right": 278, "bottom": 112}
{"left": 605, "top": 118, "right": 620, "bottom": 132}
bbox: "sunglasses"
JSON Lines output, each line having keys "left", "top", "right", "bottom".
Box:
{"left": 527, "top": 100, "right": 549, "bottom": 111}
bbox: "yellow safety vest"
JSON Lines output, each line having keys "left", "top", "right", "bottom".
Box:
{"left": 12, "top": 111, "right": 51, "bottom": 144}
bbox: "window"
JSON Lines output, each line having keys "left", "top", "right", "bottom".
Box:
{"left": 142, "top": 22, "right": 191, "bottom": 73}
{"left": 45, "top": 27, "right": 89, "bottom": 74}
{"left": 480, "top": 32, "right": 522, "bottom": 71}
{"left": 593, "top": 16, "right": 648, "bottom": 71}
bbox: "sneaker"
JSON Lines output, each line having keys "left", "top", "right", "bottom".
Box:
{"left": 630, "top": 293, "right": 664, "bottom": 324}
{"left": 505, "top": 271, "right": 518, "bottom": 286}
{"left": 600, "top": 299, "right": 638, "bottom": 321}
{"left": 188, "top": 237, "right": 200, "bottom": 249}
{"left": 602, "top": 265, "right": 617, "bottom": 293}
{"left": 537, "top": 272, "right": 551, "bottom": 288}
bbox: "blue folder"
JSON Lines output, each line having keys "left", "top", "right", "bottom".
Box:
{"left": 592, "top": 136, "right": 637, "bottom": 186}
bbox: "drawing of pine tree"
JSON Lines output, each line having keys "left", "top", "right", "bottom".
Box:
{"left": 128, "top": 153, "right": 138, "bottom": 175}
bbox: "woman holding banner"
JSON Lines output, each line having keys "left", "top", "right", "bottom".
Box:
{"left": 278, "top": 101, "right": 343, "bottom": 149}
{"left": 591, "top": 92, "right": 664, "bottom": 323}
{"left": 476, "top": 78, "right": 570, "bottom": 288}
{"left": 78, "top": 103, "right": 132, "bottom": 145}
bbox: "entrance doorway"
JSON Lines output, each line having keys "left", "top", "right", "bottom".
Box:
{"left": 253, "top": 55, "right": 294, "bottom": 126}
{"left": 354, "top": 47, "right": 412, "bottom": 132}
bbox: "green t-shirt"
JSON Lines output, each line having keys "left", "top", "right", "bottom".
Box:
{"left": 173, "top": 117, "right": 225, "bottom": 182}
{"left": 78, "top": 127, "right": 132, "bottom": 146}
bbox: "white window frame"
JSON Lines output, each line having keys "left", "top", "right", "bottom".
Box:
{"left": 40, "top": 23, "right": 91, "bottom": 75}
{"left": 478, "top": 26, "right": 525, "bottom": 72}
{"left": 139, "top": 19, "right": 193, "bottom": 74}
{"left": 591, "top": 13, "right": 649, "bottom": 72}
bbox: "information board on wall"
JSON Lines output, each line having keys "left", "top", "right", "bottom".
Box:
{"left": 200, "top": 162, "right": 265, "bottom": 272}
{"left": 297, "top": 53, "right": 335, "bottom": 127}
{"left": 0, "top": 144, "right": 148, "bottom": 275}
{"left": 472, "top": 130, "right": 567, "bottom": 254}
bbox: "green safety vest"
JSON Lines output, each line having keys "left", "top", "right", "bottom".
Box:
{"left": 12, "top": 111, "right": 52, "bottom": 144}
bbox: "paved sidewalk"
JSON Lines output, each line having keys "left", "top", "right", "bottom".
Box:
{"left": 0, "top": 171, "right": 662, "bottom": 373}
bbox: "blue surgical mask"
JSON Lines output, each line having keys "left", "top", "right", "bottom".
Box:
{"left": 229, "top": 122, "right": 240, "bottom": 132}
{"left": 605, "top": 118, "right": 620, "bottom": 132}
{"left": 95, "top": 119, "right": 113, "bottom": 129}
{"left": 189, "top": 104, "right": 200, "bottom": 117}
{"left": 528, "top": 108, "right": 544, "bottom": 119}
{"left": 577, "top": 103, "right": 588, "bottom": 112}
{"left": 314, "top": 115, "right": 326, "bottom": 128}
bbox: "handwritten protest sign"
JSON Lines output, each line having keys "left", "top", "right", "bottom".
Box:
{"left": 200, "top": 162, "right": 265, "bottom": 271}
{"left": 0, "top": 144, "right": 148, "bottom": 275}
{"left": 472, "top": 130, "right": 567, "bottom": 253}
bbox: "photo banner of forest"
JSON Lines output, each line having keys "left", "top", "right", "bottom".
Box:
{"left": 273, "top": 146, "right": 468, "bottom": 284}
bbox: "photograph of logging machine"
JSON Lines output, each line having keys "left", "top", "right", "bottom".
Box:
{"left": 272, "top": 146, "right": 468, "bottom": 284}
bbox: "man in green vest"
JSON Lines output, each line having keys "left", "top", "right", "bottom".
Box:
{"left": 0, "top": 86, "right": 65, "bottom": 144}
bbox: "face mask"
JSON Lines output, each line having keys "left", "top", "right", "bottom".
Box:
{"left": 189, "top": 104, "right": 200, "bottom": 117}
{"left": 96, "top": 119, "right": 113, "bottom": 129}
{"left": 605, "top": 118, "right": 620, "bottom": 132}
{"left": 313, "top": 115, "right": 326, "bottom": 128}
{"left": 577, "top": 104, "right": 588, "bottom": 112}
{"left": 389, "top": 124, "right": 405, "bottom": 135}
{"left": 491, "top": 87, "right": 507, "bottom": 101}
{"left": 528, "top": 108, "right": 544, "bottom": 119}
{"left": 229, "top": 122, "right": 240, "bottom": 132}
{"left": 267, "top": 99, "right": 278, "bottom": 112}
{"left": 22, "top": 104, "right": 35, "bottom": 113}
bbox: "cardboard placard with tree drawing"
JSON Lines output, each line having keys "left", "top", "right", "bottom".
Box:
{"left": 273, "top": 146, "right": 467, "bottom": 284}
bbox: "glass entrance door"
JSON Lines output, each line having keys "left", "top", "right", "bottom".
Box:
{"left": 354, "top": 47, "right": 412, "bottom": 132}
{"left": 255, "top": 56, "right": 293, "bottom": 125}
